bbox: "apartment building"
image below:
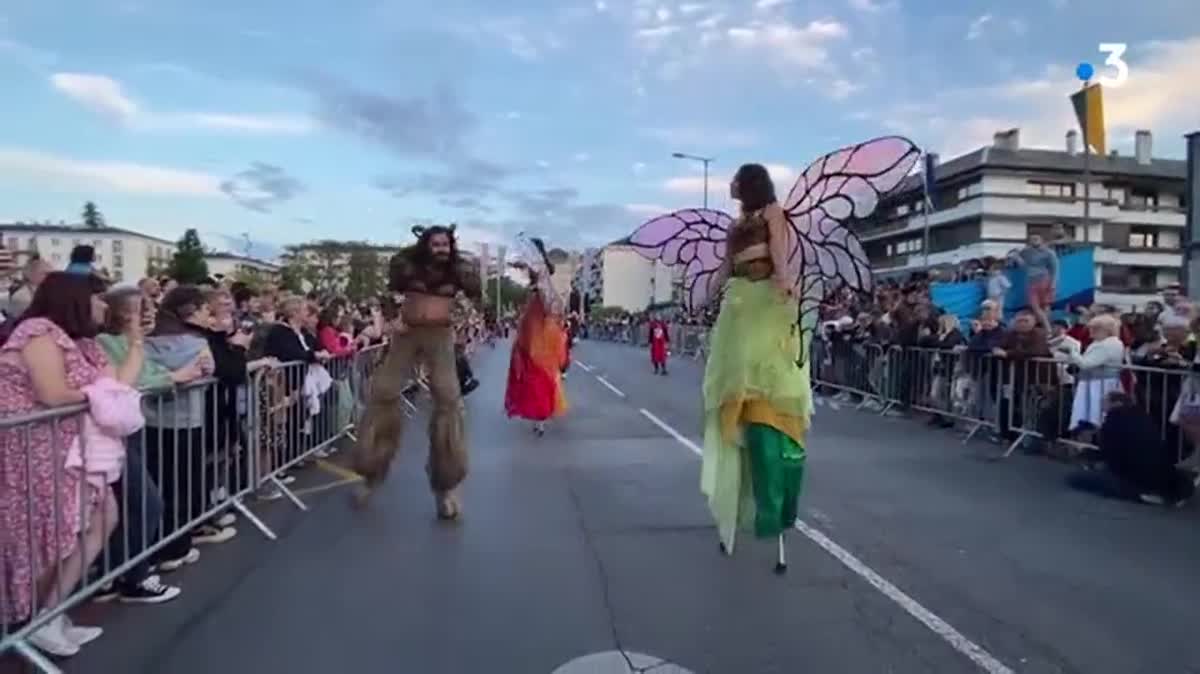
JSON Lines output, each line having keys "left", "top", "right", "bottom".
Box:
{"left": 203, "top": 252, "right": 281, "bottom": 283}
{"left": 0, "top": 222, "right": 174, "bottom": 283}
{"left": 859, "top": 128, "right": 1187, "bottom": 307}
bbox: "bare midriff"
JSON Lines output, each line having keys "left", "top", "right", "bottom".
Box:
{"left": 401, "top": 292, "right": 455, "bottom": 327}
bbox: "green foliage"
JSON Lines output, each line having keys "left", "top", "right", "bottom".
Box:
{"left": 82, "top": 202, "right": 104, "bottom": 229}
{"left": 345, "top": 246, "right": 384, "bottom": 303}
{"left": 167, "top": 229, "right": 209, "bottom": 284}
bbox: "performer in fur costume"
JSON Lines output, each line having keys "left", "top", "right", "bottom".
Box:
{"left": 503, "top": 235, "right": 568, "bottom": 437}
{"left": 627, "top": 137, "right": 919, "bottom": 572}
{"left": 350, "top": 224, "right": 482, "bottom": 520}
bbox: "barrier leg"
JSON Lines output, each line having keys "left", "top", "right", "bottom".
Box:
{"left": 962, "top": 420, "right": 984, "bottom": 444}
{"left": 12, "top": 639, "right": 64, "bottom": 674}
{"left": 774, "top": 533, "right": 788, "bottom": 575}
{"left": 271, "top": 474, "right": 309, "bottom": 511}
{"left": 230, "top": 496, "right": 278, "bottom": 541}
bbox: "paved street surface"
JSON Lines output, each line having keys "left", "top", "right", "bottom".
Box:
{"left": 55, "top": 339, "right": 1200, "bottom": 674}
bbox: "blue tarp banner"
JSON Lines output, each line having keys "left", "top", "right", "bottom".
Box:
{"left": 929, "top": 247, "right": 1095, "bottom": 322}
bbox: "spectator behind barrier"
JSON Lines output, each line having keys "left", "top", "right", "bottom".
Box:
{"left": 0, "top": 272, "right": 125, "bottom": 656}
{"left": 95, "top": 287, "right": 205, "bottom": 605}
{"left": 1068, "top": 391, "right": 1196, "bottom": 507}
{"left": 141, "top": 285, "right": 232, "bottom": 574}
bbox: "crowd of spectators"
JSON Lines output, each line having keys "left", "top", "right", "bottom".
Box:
{"left": 0, "top": 244, "right": 488, "bottom": 660}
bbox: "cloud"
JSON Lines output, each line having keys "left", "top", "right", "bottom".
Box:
{"left": 966, "top": 14, "right": 992, "bottom": 40}
{"left": 573, "top": 152, "right": 591, "bottom": 162}
{"left": 50, "top": 73, "right": 138, "bottom": 122}
{"left": 220, "top": 162, "right": 306, "bottom": 213}
{"left": 373, "top": 157, "right": 513, "bottom": 213}
{"left": 872, "top": 36, "right": 1200, "bottom": 159}
{"left": 663, "top": 162, "right": 796, "bottom": 196}
{"left": 847, "top": 0, "right": 888, "bottom": 11}
{"left": 726, "top": 19, "right": 849, "bottom": 68}
{"left": 626, "top": 203, "right": 670, "bottom": 216}
{"left": 754, "top": 0, "right": 788, "bottom": 9}
{"left": 49, "top": 72, "right": 315, "bottom": 134}
{"left": 459, "top": 17, "right": 565, "bottom": 61}
{"left": 0, "top": 147, "right": 221, "bottom": 196}
{"left": 309, "top": 76, "right": 475, "bottom": 158}
{"left": 632, "top": 162, "right": 647, "bottom": 174}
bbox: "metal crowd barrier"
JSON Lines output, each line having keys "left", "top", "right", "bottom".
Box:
{"left": 585, "top": 322, "right": 1198, "bottom": 470}
{"left": 811, "top": 341, "right": 1198, "bottom": 467}
{"left": 0, "top": 343, "right": 397, "bottom": 673}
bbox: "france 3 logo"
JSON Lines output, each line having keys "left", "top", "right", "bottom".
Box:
{"left": 1076, "top": 43, "right": 1128, "bottom": 87}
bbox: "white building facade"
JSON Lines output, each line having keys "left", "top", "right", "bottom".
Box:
{"left": 599, "top": 243, "right": 676, "bottom": 312}
{"left": 861, "top": 128, "right": 1187, "bottom": 308}
{"left": 203, "top": 253, "right": 281, "bottom": 283}
{"left": 0, "top": 223, "right": 174, "bottom": 283}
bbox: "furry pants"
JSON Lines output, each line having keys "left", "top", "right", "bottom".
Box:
{"left": 351, "top": 325, "right": 467, "bottom": 495}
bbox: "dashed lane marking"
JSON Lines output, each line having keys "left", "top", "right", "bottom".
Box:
{"left": 575, "top": 360, "right": 593, "bottom": 372}
{"left": 635, "top": 407, "right": 1015, "bottom": 674}
{"left": 595, "top": 376, "right": 626, "bottom": 398}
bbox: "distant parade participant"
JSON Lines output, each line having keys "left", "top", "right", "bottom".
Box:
{"left": 350, "top": 224, "right": 482, "bottom": 520}
{"left": 504, "top": 235, "right": 568, "bottom": 437}
{"left": 648, "top": 316, "right": 670, "bottom": 375}
{"left": 627, "top": 137, "right": 918, "bottom": 572}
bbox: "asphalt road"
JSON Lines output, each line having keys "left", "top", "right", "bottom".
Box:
{"left": 47, "top": 339, "right": 1200, "bottom": 674}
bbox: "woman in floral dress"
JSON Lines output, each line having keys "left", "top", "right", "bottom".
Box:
{"left": 0, "top": 272, "right": 142, "bottom": 657}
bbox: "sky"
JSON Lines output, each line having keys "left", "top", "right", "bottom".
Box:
{"left": 0, "top": 0, "right": 1197, "bottom": 259}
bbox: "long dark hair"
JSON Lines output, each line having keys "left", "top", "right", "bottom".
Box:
{"left": 732, "top": 163, "right": 777, "bottom": 214}
{"left": 11, "top": 272, "right": 108, "bottom": 340}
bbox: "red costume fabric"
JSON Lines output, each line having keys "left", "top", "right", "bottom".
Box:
{"left": 649, "top": 320, "right": 669, "bottom": 365}
{"left": 504, "top": 293, "right": 568, "bottom": 422}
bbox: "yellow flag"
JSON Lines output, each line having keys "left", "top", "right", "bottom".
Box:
{"left": 1070, "top": 83, "right": 1107, "bottom": 156}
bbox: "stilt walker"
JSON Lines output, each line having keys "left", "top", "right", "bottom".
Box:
{"left": 504, "top": 234, "right": 569, "bottom": 436}
{"left": 626, "top": 137, "right": 919, "bottom": 573}
{"left": 349, "top": 224, "right": 482, "bottom": 520}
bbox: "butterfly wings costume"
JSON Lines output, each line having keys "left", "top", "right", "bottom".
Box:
{"left": 628, "top": 137, "right": 919, "bottom": 555}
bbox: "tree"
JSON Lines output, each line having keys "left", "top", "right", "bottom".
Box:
{"left": 345, "top": 246, "right": 384, "bottom": 304}
{"left": 278, "top": 259, "right": 308, "bottom": 294}
{"left": 82, "top": 202, "right": 105, "bottom": 229}
{"left": 484, "top": 276, "right": 528, "bottom": 313}
{"left": 168, "top": 229, "right": 209, "bottom": 283}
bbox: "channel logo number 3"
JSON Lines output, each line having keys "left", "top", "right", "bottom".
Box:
{"left": 1097, "top": 43, "right": 1128, "bottom": 87}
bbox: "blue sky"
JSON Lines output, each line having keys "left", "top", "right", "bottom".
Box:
{"left": 0, "top": 0, "right": 1196, "bottom": 258}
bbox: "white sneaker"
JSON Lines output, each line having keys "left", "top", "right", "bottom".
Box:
{"left": 62, "top": 614, "right": 103, "bottom": 646}
{"left": 214, "top": 512, "right": 237, "bottom": 528}
{"left": 155, "top": 547, "right": 201, "bottom": 573}
{"left": 28, "top": 615, "right": 80, "bottom": 657}
{"left": 192, "top": 525, "right": 236, "bottom": 545}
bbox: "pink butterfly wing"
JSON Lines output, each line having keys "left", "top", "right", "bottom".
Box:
{"left": 779, "top": 136, "right": 921, "bottom": 364}
{"left": 627, "top": 208, "right": 732, "bottom": 311}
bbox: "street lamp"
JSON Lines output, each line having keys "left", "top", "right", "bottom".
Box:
{"left": 671, "top": 152, "right": 714, "bottom": 209}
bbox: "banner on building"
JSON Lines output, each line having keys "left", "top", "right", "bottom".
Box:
{"left": 930, "top": 247, "right": 1096, "bottom": 323}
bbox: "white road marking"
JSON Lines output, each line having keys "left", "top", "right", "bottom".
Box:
{"left": 575, "top": 360, "right": 593, "bottom": 372}
{"left": 595, "top": 376, "right": 626, "bottom": 398}
{"left": 636, "top": 407, "right": 1015, "bottom": 674}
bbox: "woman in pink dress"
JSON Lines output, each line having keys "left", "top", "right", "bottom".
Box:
{"left": 0, "top": 272, "right": 144, "bottom": 657}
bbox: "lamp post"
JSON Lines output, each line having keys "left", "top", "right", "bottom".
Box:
{"left": 671, "top": 152, "right": 714, "bottom": 209}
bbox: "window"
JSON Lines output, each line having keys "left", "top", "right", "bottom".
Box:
{"left": 1128, "top": 189, "right": 1159, "bottom": 209}
{"left": 112, "top": 240, "right": 123, "bottom": 251}
{"left": 6, "top": 237, "right": 16, "bottom": 249}
{"left": 50, "top": 238, "right": 60, "bottom": 246}
{"left": 114, "top": 253, "right": 124, "bottom": 267}
{"left": 1100, "top": 265, "right": 1127, "bottom": 288}
{"left": 50, "top": 253, "right": 62, "bottom": 262}
{"left": 93, "top": 239, "right": 102, "bottom": 247}
{"left": 1029, "top": 181, "right": 1076, "bottom": 198}
{"left": 1026, "top": 223, "right": 1075, "bottom": 241}
{"left": 1128, "top": 227, "right": 1158, "bottom": 248}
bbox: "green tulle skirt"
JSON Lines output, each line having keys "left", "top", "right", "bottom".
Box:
{"left": 700, "top": 277, "right": 812, "bottom": 553}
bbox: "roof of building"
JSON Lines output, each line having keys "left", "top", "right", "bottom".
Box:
{"left": 892, "top": 143, "right": 1187, "bottom": 198}
{"left": 0, "top": 222, "right": 175, "bottom": 244}
{"left": 204, "top": 251, "right": 281, "bottom": 269}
